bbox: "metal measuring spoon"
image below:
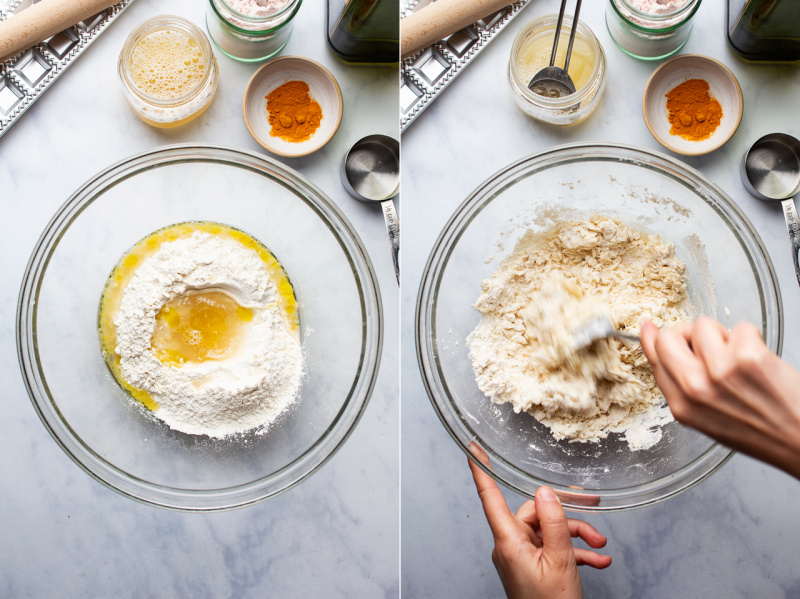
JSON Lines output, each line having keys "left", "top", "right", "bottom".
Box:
{"left": 341, "top": 134, "right": 400, "bottom": 285}
{"left": 527, "top": 0, "right": 583, "bottom": 98}
{"left": 742, "top": 133, "right": 800, "bottom": 287}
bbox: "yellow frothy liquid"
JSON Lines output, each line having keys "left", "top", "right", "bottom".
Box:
{"left": 517, "top": 29, "right": 595, "bottom": 92}
{"left": 130, "top": 29, "right": 205, "bottom": 99}
{"left": 98, "top": 222, "right": 299, "bottom": 411}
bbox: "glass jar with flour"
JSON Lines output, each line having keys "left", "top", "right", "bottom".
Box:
{"left": 606, "top": 0, "right": 702, "bottom": 60}
{"left": 206, "top": 0, "right": 302, "bottom": 62}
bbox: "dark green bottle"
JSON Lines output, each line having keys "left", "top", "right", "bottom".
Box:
{"left": 727, "top": 0, "right": 800, "bottom": 62}
{"left": 327, "top": 0, "right": 399, "bottom": 65}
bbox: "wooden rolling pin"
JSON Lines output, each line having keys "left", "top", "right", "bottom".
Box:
{"left": 0, "top": 0, "right": 119, "bottom": 61}
{"left": 401, "top": 0, "right": 515, "bottom": 59}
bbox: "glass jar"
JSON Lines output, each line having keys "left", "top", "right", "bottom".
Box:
{"left": 606, "top": 0, "right": 701, "bottom": 61}
{"left": 727, "top": 0, "right": 800, "bottom": 63}
{"left": 118, "top": 16, "right": 218, "bottom": 128}
{"left": 508, "top": 15, "right": 607, "bottom": 127}
{"left": 206, "top": 0, "right": 302, "bottom": 62}
{"left": 326, "top": 0, "right": 398, "bottom": 65}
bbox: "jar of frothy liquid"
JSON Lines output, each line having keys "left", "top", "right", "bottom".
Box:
{"left": 606, "top": 0, "right": 702, "bottom": 60}
{"left": 508, "top": 15, "right": 607, "bottom": 126}
{"left": 206, "top": 0, "right": 302, "bottom": 62}
{"left": 118, "top": 16, "right": 219, "bottom": 128}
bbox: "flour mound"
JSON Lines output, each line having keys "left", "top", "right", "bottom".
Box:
{"left": 114, "top": 231, "right": 303, "bottom": 438}
{"left": 467, "top": 216, "right": 690, "bottom": 450}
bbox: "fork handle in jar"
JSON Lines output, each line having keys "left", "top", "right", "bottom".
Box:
{"left": 0, "top": 0, "right": 118, "bottom": 61}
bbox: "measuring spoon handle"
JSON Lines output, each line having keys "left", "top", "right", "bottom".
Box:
{"left": 382, "top": 199, "right": 400, "bottom": 286}
{"left": 781, "top": 198, "right": 800, "bottom": 287}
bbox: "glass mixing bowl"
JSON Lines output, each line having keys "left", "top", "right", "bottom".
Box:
{"left": 416, "top": 143, "right": 783, "bottom": 511}
{"left": 17, "top": 145, "right": 382, "bottom": 511}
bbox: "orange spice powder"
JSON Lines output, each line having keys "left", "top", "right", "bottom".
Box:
{"left": 266, "top": 80, "right": 323, "bottom": 143}
{"left": 665, "top": 78, "right": 723, "bottom": 142}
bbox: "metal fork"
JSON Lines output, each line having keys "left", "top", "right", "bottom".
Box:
{"left": 571, "top": 315, "right": 640, "bottom": 351}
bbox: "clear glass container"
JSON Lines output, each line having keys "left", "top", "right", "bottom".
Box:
{"left": 415, "top": 144, "right": 783, "bottom": 511}
{"left": 606, "top": 0, "right": 702, "bottom": 60}
{"left": 206, "top": 0, "right": 302, "bottom": 62}
{"left": 508, "top": 15, "right": 606, "bottom": 127}
{"left": 17, "top": 145, "right": 383, "bottom": 511}
{"left": 727, "top": 0, "right": 800, "bottom": 63}
{"left": 118, "top": 16, "right": 218, "bottom": 129}
{"left": 326, "top": 0, "right": 398, "bottom": 65}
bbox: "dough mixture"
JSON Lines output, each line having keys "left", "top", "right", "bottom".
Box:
{"left": 467, "top": 216, "right": 690, "bottom": 450}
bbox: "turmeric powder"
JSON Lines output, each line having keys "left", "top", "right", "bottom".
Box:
{"left": 266, "top": 80, "right": 323, "bottom": 143}
{"left": 665, "top": 78, "right": 723, "bottom": 142}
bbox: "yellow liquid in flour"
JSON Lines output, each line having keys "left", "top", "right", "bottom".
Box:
{"left": 98, "top": 222, "right": 299, "bottom": 411}
{"left": 130, "top": 29, "right": 205, "bottom": 99}
{"left": 517, "top": 31, "right": 595, "bottom": 92}
{"left": 152, "top": 290, "right": 254, "bottom": 367}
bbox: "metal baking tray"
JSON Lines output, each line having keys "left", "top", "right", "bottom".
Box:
{"left": 401, "top": 0, "right": 532, "bottom": 132}
{"left": 0, "top": 0, "right": 134, "bottom": 138}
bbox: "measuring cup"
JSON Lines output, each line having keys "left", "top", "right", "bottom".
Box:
{"left": 741, "top": 133, "right": 800, "bottom": 287}
{"left": 341, "top": 134, "right": 400, "bottom": 285}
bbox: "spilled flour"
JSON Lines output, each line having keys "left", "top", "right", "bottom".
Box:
{"left": 467, "top": 216, "right": 690, "bottom": 450}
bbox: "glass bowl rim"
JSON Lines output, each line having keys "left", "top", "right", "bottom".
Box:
{"left": 16, "top": 143, "right": 384, "bottom": 512}
{"left": 415, "top": 142, "right": 783, "bottom": 512}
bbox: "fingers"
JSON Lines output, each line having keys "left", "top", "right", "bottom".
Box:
{"left": 567, "top": 519, "right": 607, "bottom": 549}
{"left": 467, "top": 442, "right": 518, "bottom": 542}
{"left": 653, "top": 324, "right": 711, "bottom": 399}
{"left": 641, "top": 322, "right": 693, "bottom": 417}
{"left": 574, "top": 548, "right": 613, "bottom": 569}
{"left": 640, "top": 321, "right": 660, "bottom": 367}
{"left": 534, "top": 486, "right": 575, "bottom": 564}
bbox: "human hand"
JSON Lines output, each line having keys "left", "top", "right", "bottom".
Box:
{"left": 467, "top": 442, "right": 612, "bottom": 599}
{"left": 641, "top": 317, "right": 800, "bottom": 480}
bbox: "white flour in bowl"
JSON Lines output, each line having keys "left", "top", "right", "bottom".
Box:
{"left": 467, "top": 216, "right": 691, "bottom": 451}
{"left": 108, "top": 228, "right": 303, "bottom": 438}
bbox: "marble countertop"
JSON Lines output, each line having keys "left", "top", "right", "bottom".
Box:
{"left": 0, "top": 1, "right": 398, "bottom": 597}
{"left": 401, "top": 0, "right": 800, "bottom": 597}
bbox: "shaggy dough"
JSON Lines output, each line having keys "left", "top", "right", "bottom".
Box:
{"left": 467, "top": 216, "right": 690, "bottom": 449}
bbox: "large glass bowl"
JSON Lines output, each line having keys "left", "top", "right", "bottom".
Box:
{"left": 17, "top": 145, "right": 382, "bottom": 511}
{"left": 416, "top": 143, "right": 782, "bottom": 512}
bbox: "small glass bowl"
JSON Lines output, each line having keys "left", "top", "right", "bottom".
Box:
{"left": 206, "top": 0, "right": 302, "bottom": 62}
{"left": 17, "top": 145, "right": 383, "bottom": 511}
{"left": 118, "top": 16, "right": 218, "bottom": 128}
{"left": 415, "top": 144, "right": 783, "bottom": 511}
{"left": 606, "top": 0, "right": 702, "bottom": 61}
{"left": 508, "top": 15, "right": 607, "bottom": 127}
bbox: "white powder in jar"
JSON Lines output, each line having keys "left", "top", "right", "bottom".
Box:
{"left": 111, "top": 230, "right": 303, "bottom": 438}
{"left": 626, "top": 0, "right": 690, "bottom": 15}
{"left": 467, "top": 217, "right": 691, "bottom": 451}
{"left": 223, "top": 0, "right": 291, "bottom": 18}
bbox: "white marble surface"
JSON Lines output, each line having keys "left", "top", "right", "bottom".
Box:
{"left": 0, "top": 1, "right": 398, "bottom": 597}
{"left": 401, "top": 0, "right": 800, "bottom": 597}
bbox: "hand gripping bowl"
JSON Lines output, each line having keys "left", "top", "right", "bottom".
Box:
{"left": 17, "top": 145, "right": 382, "bottom": 511}
{"left": 416, "top": 143, "right": 782, "bottom": 512}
